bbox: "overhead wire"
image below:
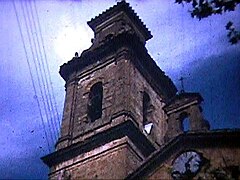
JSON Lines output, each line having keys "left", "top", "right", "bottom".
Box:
{"left": 12, "top": 0, "right": 51, "bottom": 153}
{"left": 24, "top": 1, "right": 59, "bottom": 142}
{"left": 29, "top": 1, "right": 61, "bottom": 136}
{"left": 32, "top": 0, "right": 61, "bottom": 133}
{"left": 20, "top": 0, "right": 56, "bottom": 145}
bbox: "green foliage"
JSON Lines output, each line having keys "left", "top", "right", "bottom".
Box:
{"left": 175, "top": 0, "right": 240, "bottom": 44}
{"left": 226, "top": 21, "right": 240, "bottom": 44}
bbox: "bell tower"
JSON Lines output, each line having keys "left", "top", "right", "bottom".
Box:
{"left": 42, "top": 1, "right": 208, "bottom": 179}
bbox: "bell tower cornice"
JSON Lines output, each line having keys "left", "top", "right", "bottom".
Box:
{"left": 87, "top": 0, "right": 152, "bottom": 46}
{"left": 60, "top": 33, "right": 177, "bottom": 100}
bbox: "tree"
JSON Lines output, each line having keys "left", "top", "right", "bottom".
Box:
{"left": 175, "top": 0, "right": 240, "bottom": 44}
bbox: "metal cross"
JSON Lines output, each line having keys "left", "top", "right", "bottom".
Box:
{"left": 179, "top": 76, "right": 185, "bottom": 93}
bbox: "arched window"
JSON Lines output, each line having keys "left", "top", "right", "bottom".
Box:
{"left": 143, "top": 92, "right": 151, "bottom": 125}
{"left": 179, "top": 112, "right": 190, "bottom": 132}
{"left": 143, "top": 92, "right": 153, "bottom": 134}
{"left": 87, "top": 82, "right": 103, "bottom": 122}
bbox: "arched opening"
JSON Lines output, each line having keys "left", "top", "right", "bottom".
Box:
{"left": 143, "top": 92, "right": 151, "bottom": 125}
{"left": 182, "top": 117, "right": 190, "bottom": 132}
{"left": 87, "top": 82, "right": 103, "bottom": 122}
{"left": 143, "top": 92, "right": 153, "bottom": 134}
{"left": 179, "top": 112, "right": 190, "bottom": 132}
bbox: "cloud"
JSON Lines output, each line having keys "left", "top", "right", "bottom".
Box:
{"left": 183, "top": 47, "right": 240, "bottom": 129}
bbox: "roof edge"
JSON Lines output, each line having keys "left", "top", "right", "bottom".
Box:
{"left": 42, "top": 119, "right": 156, "bottom": 167}
{"left": 126, "top": 129, "right": 240, "bottom": 179}
{"left": 87, "top": 0, "right": 152, "bottom": 41}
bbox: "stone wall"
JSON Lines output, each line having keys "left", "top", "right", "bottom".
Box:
{"left": 127, "top": 59, "right": 168, "bottom": 146}
{"left": 50, "top": 137, "right": 143, "bottom": 179}
{"left": 57, "top": 48, "right": 169, "bottom": 150}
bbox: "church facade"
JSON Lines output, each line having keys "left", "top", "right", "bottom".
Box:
{"left": 42, "top": 1, "right": 240, "bottom": 179}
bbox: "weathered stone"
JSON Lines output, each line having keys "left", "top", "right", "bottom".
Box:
{"left": 42, "top": 1, "right": 240, "bottom": 180}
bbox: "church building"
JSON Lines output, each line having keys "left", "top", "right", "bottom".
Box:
{"left": 42, "top": 1, "right": 240, "bottom": 179}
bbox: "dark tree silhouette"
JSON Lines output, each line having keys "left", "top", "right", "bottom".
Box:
{"left": 175, "top": 0, "right": 240, "bottom": 44}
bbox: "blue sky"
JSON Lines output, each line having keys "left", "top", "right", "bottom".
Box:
{"left": 0, "top": 0, "right": 239, "bottom": 179}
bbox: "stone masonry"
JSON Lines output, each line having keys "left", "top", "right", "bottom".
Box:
{"left": 40, "top": 1, "right": 231, "bottom": 180}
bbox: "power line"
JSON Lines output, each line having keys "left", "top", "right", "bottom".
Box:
{"left": 28, "top": 1, "right": 61, "bottom": 137}
{"left": 20, "top": 0, "right": 56, "bottom": 145}
{"left": 33, "top": 0, "right": 61, "bottom": 132}
{"left": 12, "top": 0, "right": 51, "bottom": 153}
{"left": 24, "top": 1, "right": 59, "bottom": 142}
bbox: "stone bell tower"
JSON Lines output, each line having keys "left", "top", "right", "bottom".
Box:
{"left": 42, "top": 1, "right": 209, "bottom": 179}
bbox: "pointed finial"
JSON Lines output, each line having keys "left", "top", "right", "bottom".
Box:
{"left": 179, "top": 76, "right": 185, "bottom": 93}
{"left": 75, "top": 52, "right": 79, "bottom": 57}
